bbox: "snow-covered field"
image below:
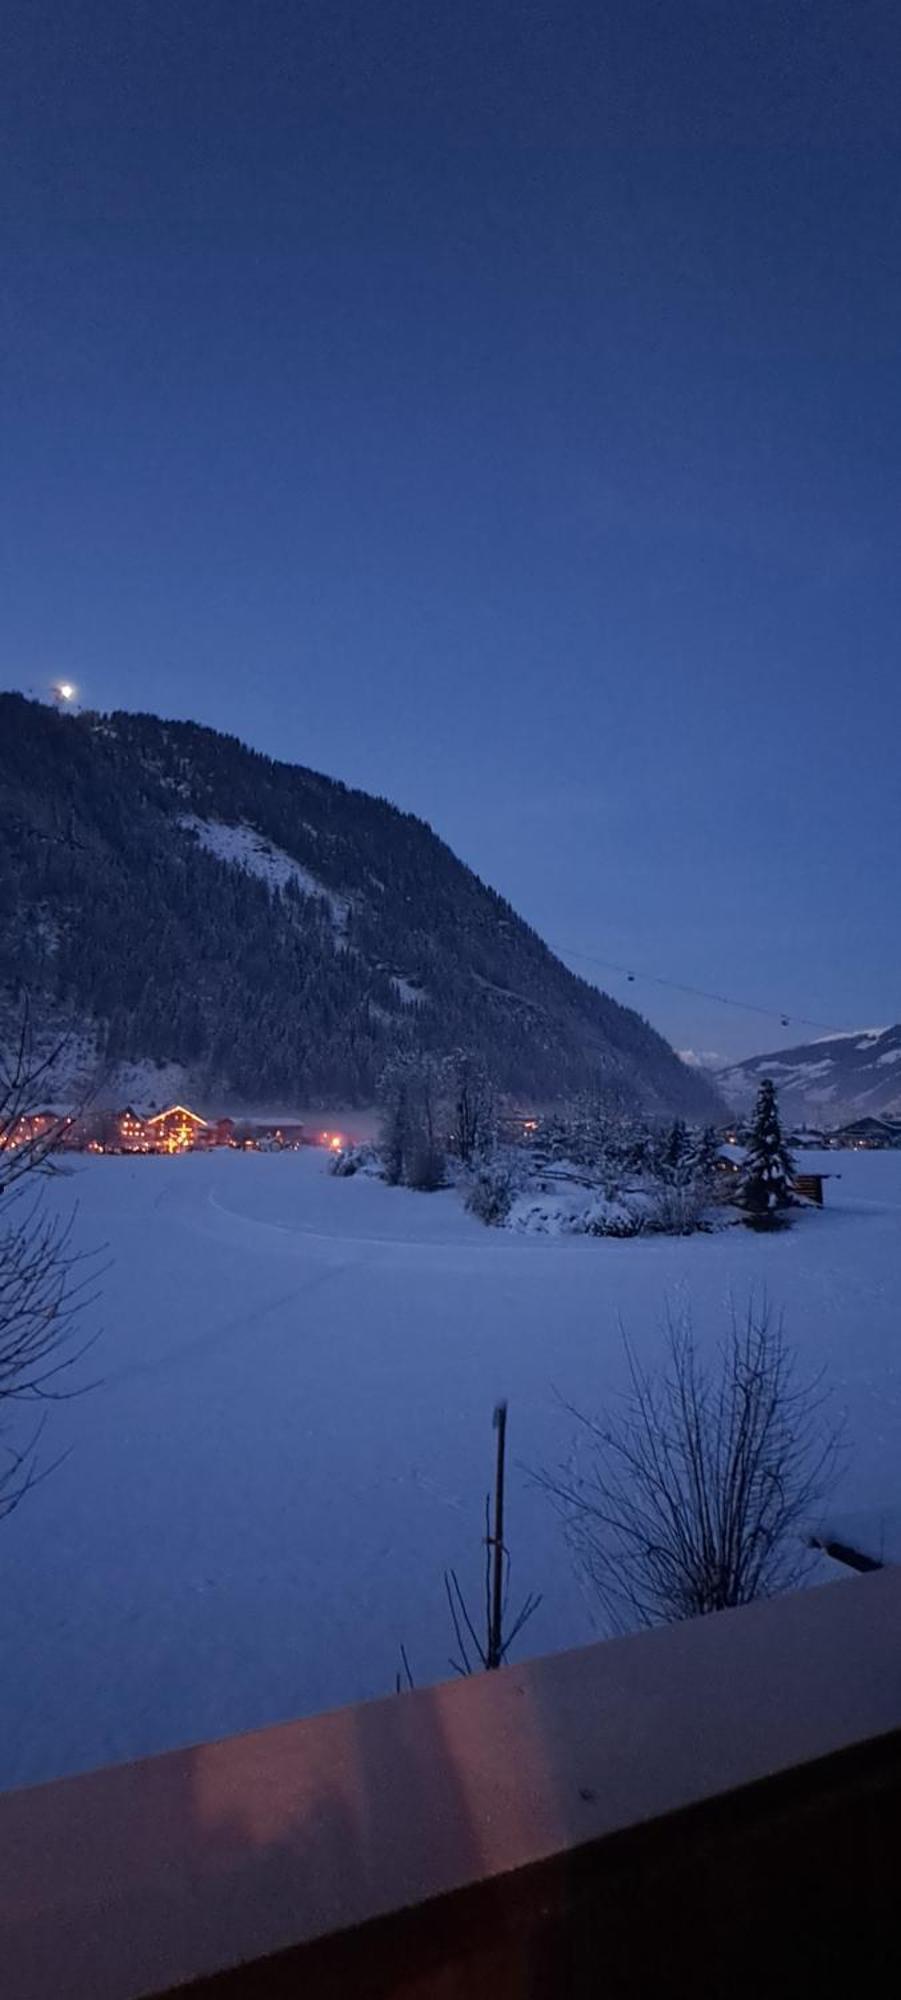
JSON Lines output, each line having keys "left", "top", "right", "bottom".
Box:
{"left": 2, "top": 1147, "right": 900, "bottom": 1793}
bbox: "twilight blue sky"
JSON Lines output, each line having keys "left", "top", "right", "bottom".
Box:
{"left": 3, "top": 0, "right": 900, "bottom": 1058}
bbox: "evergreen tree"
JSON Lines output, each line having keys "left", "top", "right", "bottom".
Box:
{"left": 658, "top": 1118, "right": 691, "bottom": 1187}
{"left": 685, "top": 1123, "right": 721, "bottom": 1192}
{"left": 742, "top": 1079, "right": 794, "bottom": 1221}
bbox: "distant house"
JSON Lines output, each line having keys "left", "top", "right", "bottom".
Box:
{"left": 828, "top": 1117, "right": 901, "bottom": 1150}
{"left": 0, "top": 1108, "right": 61, "bottom": 1151}
{"left": 231, "top": 1120, "right": 306, "bottom": 1151}
{"left": 117, "top": 1107, "right": 147, "bottom": 1151}
{"left": 267, "top": 1122, "right": 305, "bottom": 1148}
{"left": 59, "top": 1111, "right": 107, "bottom": 1151}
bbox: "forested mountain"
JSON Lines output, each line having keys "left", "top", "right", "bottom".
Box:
{"left": 0, "top": 694, "right": 720, "bottom": 1116}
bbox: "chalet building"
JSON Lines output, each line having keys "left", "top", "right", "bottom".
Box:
{"left": 828, "top": 1116, "right": 901, "bottom": 1150}
{"left": 117, "top": 1107, "right": 146, "bottom": 1151}
{"left": 144, "top": 1104, "right": 210, "bottom": 1152}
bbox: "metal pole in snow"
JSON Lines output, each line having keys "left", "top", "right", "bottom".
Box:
{"left": 488, "top": 1400, "right": 507, "bottom": 1669}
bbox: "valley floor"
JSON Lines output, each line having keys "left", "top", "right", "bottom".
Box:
{"left": 2, "top": 1146, "right": 900, "bottom": 1791}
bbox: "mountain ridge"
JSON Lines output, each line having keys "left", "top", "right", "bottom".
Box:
{"left": 0, "top": 693, "right": 721, "bottom": 1117}
{"left": 720, "top": 1024, "right": 901, "bottom": 1125}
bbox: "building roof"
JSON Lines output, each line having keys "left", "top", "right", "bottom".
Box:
{"left": 145, "top": 1103, "right": 208, "bottom": 1127}
{"left": 832, "top": 1116, "right": 901, "bottom": 1139}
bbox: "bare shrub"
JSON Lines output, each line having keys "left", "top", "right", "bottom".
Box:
{"left": 443, "top": 1051, "right": 496, "bottom": 1166}
{"left": 537, "top": 1300, "right": 843, "bottom": 1632}
{"left": 376, "top": 1051, "right": 447, "bottom": 1189}
{"left": 644, "top": 1182, "right": 709, "bottom": 1236}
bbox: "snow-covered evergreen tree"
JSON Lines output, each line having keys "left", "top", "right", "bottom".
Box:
{"left": 685, "top": 1123, "right": 721, "bottom": 1192}
{"left": 657, "top": 1118, "right": 692, "bottom": 1187}
{"left": 742, "top": 1079, "right": 794, "bottom": 1220}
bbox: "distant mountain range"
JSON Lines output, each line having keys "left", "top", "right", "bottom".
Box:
{"left": 720, "top": 1025, "right": 901, "bottom": 1126}
{"left": 0, "top": 694, "right": 720, "bottom": 1117}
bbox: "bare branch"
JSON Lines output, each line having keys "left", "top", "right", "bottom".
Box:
{"left": 536, "top": 1297, "right": 845, "bottom": 1632}
{"left": 444, "top": 1567, "right": 486, "bottom": 1675}
{"left": 394, "top": 1642, "right": 416, "bottom": 1693}
{"left": 0, "top": 997, "right": 102, "bottom": 1522}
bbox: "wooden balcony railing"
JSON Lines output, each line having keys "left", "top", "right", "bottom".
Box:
{"left": 2, "top": 1565, "right": 901, "bottom": 1997}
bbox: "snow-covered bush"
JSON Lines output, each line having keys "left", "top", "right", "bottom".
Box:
{"left": 329, "top": 1142, "right": 382, "bottom": 1178}
{"left": 465, "top": 1156, "right": 519, "bottom": 1226}
{"left": 502, "top": 1187, "right": 648, "bottom": 1238}
{"left": 583, "top": 1197, "right": 647, "bottom": 1238}
{"left": 466, "top": 1131, "right": 725, "bottom": 1239}
{"left": 507, "top": 1197, "right": 583, "bottom": 1235}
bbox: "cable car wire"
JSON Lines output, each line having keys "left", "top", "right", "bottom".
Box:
{"left": 552, "top": 942, "right": 849, "bottom": 1038}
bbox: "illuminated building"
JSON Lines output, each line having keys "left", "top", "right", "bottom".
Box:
{"left": 144, "top": 1104, "right": 209, "bottom": 1153}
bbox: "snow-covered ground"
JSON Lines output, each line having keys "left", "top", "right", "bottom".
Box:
{"left": 2, "top": 1147, "right": 900, "bottom": 1793}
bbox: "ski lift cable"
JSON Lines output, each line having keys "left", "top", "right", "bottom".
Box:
{"left": 552, "top": 942, "right": 849, "bottom": 1038}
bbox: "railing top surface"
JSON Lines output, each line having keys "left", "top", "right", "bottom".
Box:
{"left": 2, "top": 1565, "right": 900, "bottom": 1998}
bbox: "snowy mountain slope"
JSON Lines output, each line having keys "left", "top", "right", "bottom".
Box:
{"left": 177, "top": 815, "right": 351, "bottom": 931}
{"left": 0, "top": 693, "right": 720, "bottom": 1115}
{"left": 720, "top": 1025, "right": 901, "bottom": 1124}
